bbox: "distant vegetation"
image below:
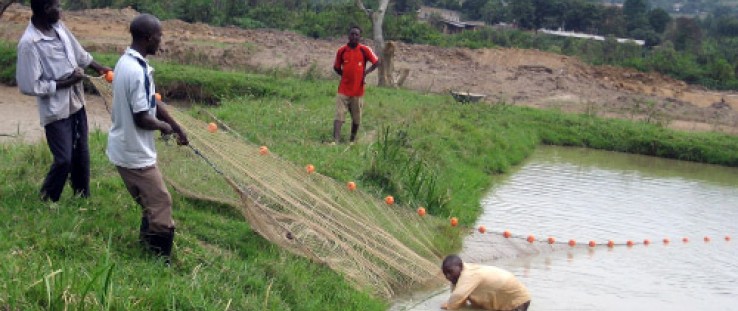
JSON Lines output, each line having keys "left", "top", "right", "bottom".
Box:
{"left": 7, "top": 0, "right": 738, "bottom": 89}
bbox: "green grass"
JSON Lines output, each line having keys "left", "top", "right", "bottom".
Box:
{"left": 0, "top": 133, "right": 384, "bottom": 310}
{"left": 4, "top": 47, "right": 738, "bottom": 310}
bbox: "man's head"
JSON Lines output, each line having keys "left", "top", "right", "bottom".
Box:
{"left": 348, "top": 26, "right": 361, "bottom": 47}
{"left": 130, "top": 14, "right": 162, "bottom": 55}
{"left": 442, "top": 255, "right": 463, "bottom": 285}
{"left": 31, "top": 0, "right": 61, "bottom": 25}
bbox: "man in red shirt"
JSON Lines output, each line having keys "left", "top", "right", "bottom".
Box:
{"left": 332, "top": 26, "right": 379, "bottom": 144}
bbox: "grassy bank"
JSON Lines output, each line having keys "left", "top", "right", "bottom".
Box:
{"left": 3, "top": 46, "right": 738, "bottom": 309}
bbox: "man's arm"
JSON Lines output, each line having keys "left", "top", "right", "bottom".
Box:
{"left": 155, "top": 103, "right": 189, "bottom": 145}
{"left": 62, "top": 23, "right": 111, "bottom": 75}
{"left": 17, "top": 42, "right": 75, "bottom": 96}
{"left": 364, "top": 59, "right": 379, "bottom": 78}
{"left": 133, "top": 110, "right": 172, "bottom": 133}
{"left": 444, "top": 278, "right": 478, "bottom": 310}
{"left": 333, "top": 48, "right": 343, "bottom": 76}
{"left": 88, "top": 61, "right": 112, "bottom": 75}
{"left": 362, "top": 46, "right": 380, "bottom": 79}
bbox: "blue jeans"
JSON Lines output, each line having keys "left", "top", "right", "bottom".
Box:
{"left": 40, "top": 108, "right": 90, "bottom": 201}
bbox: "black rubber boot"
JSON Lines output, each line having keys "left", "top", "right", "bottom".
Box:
{"left": 333, "top": 120, "right": 343, "bottom": 143}
{"left": 144, "top": 228, "right": 175, "bottom": 265}
{"left": 350, "top": 123, "right": 360, "bottom": 142}
{"left": 138, "top": 217, "right": 149, "bottom": 246}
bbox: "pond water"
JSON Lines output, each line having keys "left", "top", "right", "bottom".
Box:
{"left": 396, "top": 146, "right": 738, "bottom": 311}
{"left": 474, "top": 146, "right": 738, "bottom": 311}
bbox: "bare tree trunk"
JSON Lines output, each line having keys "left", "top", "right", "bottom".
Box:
{"left": 381, "top": 41, "right": 396, "bottom": 87}
{"left": 356, "top": 0, "right": 390, "bottom": 87}
{"left": 0, "top": 0, "right": 16, "bottom": 19}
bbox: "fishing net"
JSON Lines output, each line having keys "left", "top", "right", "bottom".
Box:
{"left": 87, "top": 76, "right": 446, "bottom": 298}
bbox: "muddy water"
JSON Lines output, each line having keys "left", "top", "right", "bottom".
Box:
{"left": 474, "top": 146, "right": 738, "bottom": 310}
{"left": 395, "top": 146, "right": 738, "bottom": 311}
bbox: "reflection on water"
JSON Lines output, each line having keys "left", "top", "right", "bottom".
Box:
{"left": 475, "top": 146, "right": 738, "bottom": 311}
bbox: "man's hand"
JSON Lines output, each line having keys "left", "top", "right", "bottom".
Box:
{"left": 98, "top": 67, "right": 113, "bottom": 76}
{"left": 174, "top": 128, "right": 189, "bottom": 146}
{"left": 55, "top": 67, "right": 85, "bottom": 89}
{"left": 89, "top": 61, "right": 112, "bottom": 76}
{"left": 159, "top": 121, "right": 173, "bottom": 135}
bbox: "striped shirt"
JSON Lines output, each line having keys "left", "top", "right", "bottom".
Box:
{"left": 16, "top": 22, "right": 93, "bottom": 126}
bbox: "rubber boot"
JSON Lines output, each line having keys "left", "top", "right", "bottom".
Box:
{"left": 333, "top": 120, "right": 344, "bottom": 143}
{"left": 350, "top": 123, "right": 360, "bottom": 143}
{"left": 144, "top": 228, "right": 175, "bottom": 265}
{"left": 138, "top": 217, "right": 150, "bottom": 246}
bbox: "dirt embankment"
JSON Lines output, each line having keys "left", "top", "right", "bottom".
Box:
{"left": 2, "top": 3, "right": 737, "bottom": 139}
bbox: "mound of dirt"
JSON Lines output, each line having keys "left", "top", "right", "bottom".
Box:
{"left": 2, "top": 3, "right": 737, "bottom": 134}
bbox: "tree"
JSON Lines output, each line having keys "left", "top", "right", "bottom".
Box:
{"left": 509, "top": 0, "right": 535, "bottom": 29}
{"left": 394, "top": 0, "right": 421, "bottom": 14}
{"left": 356, "top": 0, "right": 391, "bottom": 86}
{"left": 623, "top": 0, "right": 650, "bottom": 33}
{"left": 563, "top": 0, "right": 602, "bottom": 32}
{"left": 666, "top": 17, "right": 703, "bottom": 52}
{"left": 648, "top": 8, "right": 671, "bottom": 34}
{"left": 715, "top": 16, "right": 738, "bottom": 37}
{"left": 599, "top": 6, "right": 626, "bottom": 37}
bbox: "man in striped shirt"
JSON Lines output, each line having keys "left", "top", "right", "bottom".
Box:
{"left": 16, "top": 0, "right": 110, "bottom": 202}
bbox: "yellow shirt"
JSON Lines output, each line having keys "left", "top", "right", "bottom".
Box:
{"left": 446, "top": 263, "right": 531, "bottom": 311}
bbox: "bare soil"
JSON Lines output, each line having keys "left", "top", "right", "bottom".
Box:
{"left": 2, "top": 3, "right": 737, "bottom": 141}
{"left": 0, "top": 84, "right": 110, "bottom": 143}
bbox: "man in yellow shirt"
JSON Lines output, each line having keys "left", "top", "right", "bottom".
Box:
{"left": 441, "top": 255, "right": 531, "bottom": 311}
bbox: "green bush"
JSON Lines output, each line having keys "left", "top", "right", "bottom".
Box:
{"left": 0, "top": 42, "right": 17, "bottom": 85}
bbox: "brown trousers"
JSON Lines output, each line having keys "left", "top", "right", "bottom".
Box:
{"left": 116, "top": 165, "right": 174, "bottom": 233}
{"left": 511, "top": 300, "right": 531, "bottom": 311}
{"left": 334, "top": 94, "right": 364, "bottom": 124}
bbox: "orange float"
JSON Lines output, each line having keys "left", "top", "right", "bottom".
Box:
{"left": 450, "top": 217, "right": 459, "bottom": 227}
{"left": 385, "top": 196, "right": 394, "bottom": 205}
{"left": 704, "top": 236, "right": 711, "bottom": 242}
{"left": 155, "top": 92, "right": 162, "bottom": 102}
{"left": 588, "top": 241, "right": 596, "bottom": 247}
{"left": 104, "top": 70, "right": 114, "bottom": 83}
{"left": 527, "top": 235, "right": 535, "bottom": 243}
{"left": 626, "top": 240, "right": 634, "bottom": 247}
{"left": 207, "top": 122, "right": 218, "bottom": 133}
{"left": 347, "top": 181, "right": 357, "bottom": 191}
{"left": 607, "top": 240, "right": 615, "bottom": 248}
{"left": 547, "top": 237, "right": 555, "bottom": 245}
{"left": 663, "top": 238, "right": 670, "bottom": 244}
{"left": 683, "top": 237, "right": 689, "bottom": 243}
{"left": 503, "top": 230, "right": 511, "bottom": 238}
{"left": 478, "top": 225, "right": 487, "bottom": 234}
{"left": 259, "top": 146, "right": 269, "bottom": 155}
{"left": 726, "top": 235, "right": 732, "bottom": 241}
{"left": 306, "top": 164, "right": 315, "bottom": 174}
{"left": 643, "top": 239, "right": 651, "bottom": 246}
{"left": 417, "top": 207, "right": 426, "bottom": 217}
{"left": 568, "top": 239, "right": 576, "bottom": 247}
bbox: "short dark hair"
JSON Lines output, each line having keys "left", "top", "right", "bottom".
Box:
{"left": 130, "top": 14, "right": 161, "bottom": 41}
{"left": 349, "top": 25, "right": 362, "bottom": 33}
{"left": 30, "top": 0, "right": 51, "bottom": 16}
{"left": 442, "top": 254, "right": 463, "bottom": 269}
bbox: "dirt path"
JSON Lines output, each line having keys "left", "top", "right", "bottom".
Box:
{"left": 0, "top": 85, "right": 111, "bottom": 143}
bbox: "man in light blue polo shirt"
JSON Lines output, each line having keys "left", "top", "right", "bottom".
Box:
{"left": 107, "top": 13, "right": 187, "bottom": 264}
{"left": 16, "top": 0, "right": 111, "bottom": 202}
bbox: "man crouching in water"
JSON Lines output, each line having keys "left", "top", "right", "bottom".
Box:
{"left": 441, "top": 255, "right": 531, "bottom": 311}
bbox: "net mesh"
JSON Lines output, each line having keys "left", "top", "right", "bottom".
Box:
{"left": 88, "top": 76, "right": 445, "bottom": 298}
